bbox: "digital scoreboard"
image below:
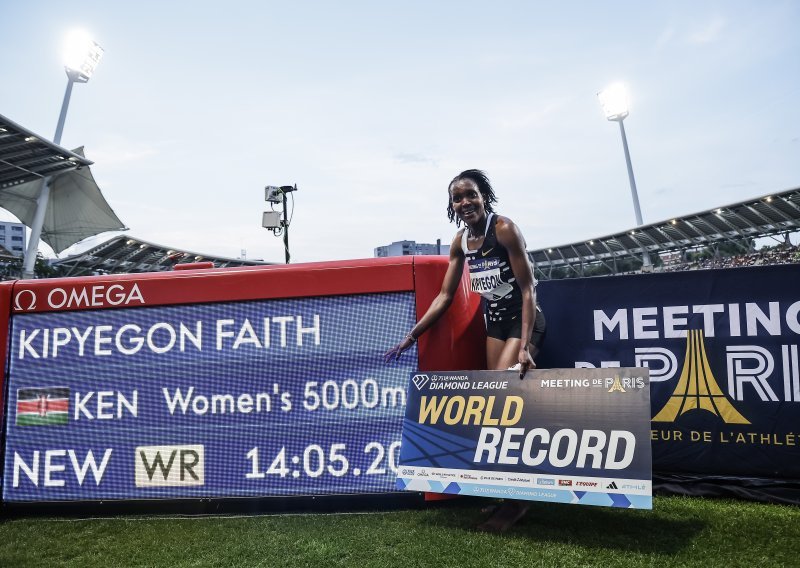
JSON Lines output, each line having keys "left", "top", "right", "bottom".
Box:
{"left": 1, "top": 258, "right": 486, "bottom": 504}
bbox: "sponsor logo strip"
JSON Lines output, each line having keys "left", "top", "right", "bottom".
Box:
{"left": 396, "top": 478, "right": 652, "bottom": 509}
{"left": 398, "top": 466, "right": 650, "bottom": 495}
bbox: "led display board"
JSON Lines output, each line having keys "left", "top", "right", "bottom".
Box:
{"left": 4, "top": 293, "right": 416, "bottom": 501}
{"left": 1, "top": 258, "right": 485, "bottom": 503}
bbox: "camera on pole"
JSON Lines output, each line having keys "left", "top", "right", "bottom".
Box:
{"left": 262, "top": 184, "right": 297, "bottom": 264}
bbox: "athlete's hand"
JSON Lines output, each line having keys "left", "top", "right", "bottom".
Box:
{"left": 517, "top": 349, "right": 535, "bottom": 379}
{"left": 383, "top": 335, "right": 416, "bottom": 363}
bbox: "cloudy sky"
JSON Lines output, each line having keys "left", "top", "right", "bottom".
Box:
{"left": 1, "top": 1, "right": 798, "bottom": 263}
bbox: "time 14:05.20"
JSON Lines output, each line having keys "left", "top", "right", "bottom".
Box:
{"left": 245, "top": 442, "right": 401, "bottom": 479}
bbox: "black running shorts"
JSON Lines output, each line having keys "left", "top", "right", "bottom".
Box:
{"left": 486, "top": 307, "right": 546, "bottom": 348}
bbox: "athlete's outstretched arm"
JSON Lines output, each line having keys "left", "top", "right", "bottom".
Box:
{"left": 496, "top": 217, "right": 536, "bottom": 377}
{"left": 384, "top": 231, "right": 466, "bottom": 362}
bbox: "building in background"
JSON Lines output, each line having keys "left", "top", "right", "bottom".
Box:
{"left": 374, "top": 240, "right": 449, "bottom": 258}
{"left": 0, "top": 221, "right": 26, "bottom": 257}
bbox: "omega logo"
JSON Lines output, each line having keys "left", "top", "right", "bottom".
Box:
{"left": 13, "top": 289, "right": 37, "bottom": 311}
{"left": 13, "top": 283, "right": 145, "bottom": 312}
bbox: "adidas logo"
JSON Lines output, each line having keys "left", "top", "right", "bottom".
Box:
{"left": 412, "top": 374, "right": 430, "bottom": 390}
{"left": 606, "top": 482, "right": 618, "bottom": 490}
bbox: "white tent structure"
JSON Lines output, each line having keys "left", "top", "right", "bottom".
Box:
{"left": 0, "top": 147, "right": 126, "bottom": 254}
{"left": 0, "top": 114, "right": 125, "bottom": 258}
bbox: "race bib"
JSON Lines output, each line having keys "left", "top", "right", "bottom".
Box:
{"left": 468, "top": 258, "right": 513, "bottom": 301}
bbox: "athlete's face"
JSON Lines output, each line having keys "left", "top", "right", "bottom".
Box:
{"left": 450, "top": 179, "right": 486, "bottom": 225}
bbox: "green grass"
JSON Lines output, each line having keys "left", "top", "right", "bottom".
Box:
{"left": 1, "top": 495, "right": 798, "bottom": 567}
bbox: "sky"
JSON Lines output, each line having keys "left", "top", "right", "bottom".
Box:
{"left": 1, "top": 1, "right": 798, "bottom": 264}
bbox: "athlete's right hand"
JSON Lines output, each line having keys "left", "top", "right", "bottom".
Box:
{"left": 517, "top": 349, "right": 535, "bottom": 379}
{"left": 383, "top": 335, "right": 416, "bottom": 363}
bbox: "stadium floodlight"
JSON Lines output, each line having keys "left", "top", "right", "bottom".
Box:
{"left": 598, "top": 83, "right": 629, "bottom": 121}
{"left": 598, "top": 82, "right": 651, "bottom": 270}
{"left": 23, "top": 30, "right": 104, "bottom": 279}
{"left": 63, "top": 29, "right": 104, "bottom": 83}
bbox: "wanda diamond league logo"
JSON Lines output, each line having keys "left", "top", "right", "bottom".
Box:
{"left": 412, "top": 374, "right": 430, "bottom": 390}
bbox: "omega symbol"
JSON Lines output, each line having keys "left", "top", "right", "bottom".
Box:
{"left": 14, "top": 290, "right": 37, "bottom": 311}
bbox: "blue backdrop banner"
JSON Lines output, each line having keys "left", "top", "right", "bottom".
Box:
{"left": 396, "top": 368, "right": 652, "bottom": 509}
{"left": 3, "top": 293, "right": 417, "bottom": 502}
{"left": 537, "top": 265, "right": 800, "bottom": 481}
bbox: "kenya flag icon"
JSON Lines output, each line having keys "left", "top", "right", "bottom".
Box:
{"left": 16, "top": 387, "right": 69, "bottom": 426}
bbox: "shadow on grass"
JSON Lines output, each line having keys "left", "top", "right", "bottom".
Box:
{"left": 433, "top": 500, "right": 705, "bottom": 555}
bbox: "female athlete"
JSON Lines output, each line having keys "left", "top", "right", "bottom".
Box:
{"left": 384, "top": 169, "right": 545, "bottom": 375}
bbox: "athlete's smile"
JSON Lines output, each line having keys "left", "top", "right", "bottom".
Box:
{"left": 450, "top": 179, "right": 486, "bottom": 225}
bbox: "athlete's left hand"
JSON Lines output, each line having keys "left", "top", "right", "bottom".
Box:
{"left": 383, "top": 334, "right": 415, "bottom": 363}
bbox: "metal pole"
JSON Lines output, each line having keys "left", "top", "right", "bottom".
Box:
{"left": 618, "top": 119, "right": 643, "bottom": 226}
{"left": 22, "top": 76, "right": 75, "bottom": 279}
{"left": 53, "top": 76, "right": 75, "bottom": 146}
{"left": 617, "top": 119, "right": 651, "bottom": 269}
{"left": 282, "top": 190, "right": 290, "bottom": 264}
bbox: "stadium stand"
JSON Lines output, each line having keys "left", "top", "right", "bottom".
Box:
{"left": 528, "top": 187, "right": 800, "bottom": 280}
{"left": 663, "top": 242, "right": 800, "bottom": 272}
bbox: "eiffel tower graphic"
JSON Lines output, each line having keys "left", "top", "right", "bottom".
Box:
{"left": 652, "top": 329, "right": 749, "bottom": 424}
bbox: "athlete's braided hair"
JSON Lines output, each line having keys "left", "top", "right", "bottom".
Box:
{"left": 447, "top": 169, "right": 498, "bottom": 226}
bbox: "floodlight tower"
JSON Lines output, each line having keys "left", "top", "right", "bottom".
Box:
{"left": 23, "top": 30, "right": 104, "bottom": 278}
{"left": 597, "top": 83, "right": 651, "bottom": 269}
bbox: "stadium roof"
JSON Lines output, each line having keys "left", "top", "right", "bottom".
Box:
{"left": 530, "top": 187, "right": 800, "bottom": 279}
{"left": 0, "top": 113, "right": 92, "bottom": 189}
{"left": 53, "top": 235, "right": 270, "bottom": 276}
